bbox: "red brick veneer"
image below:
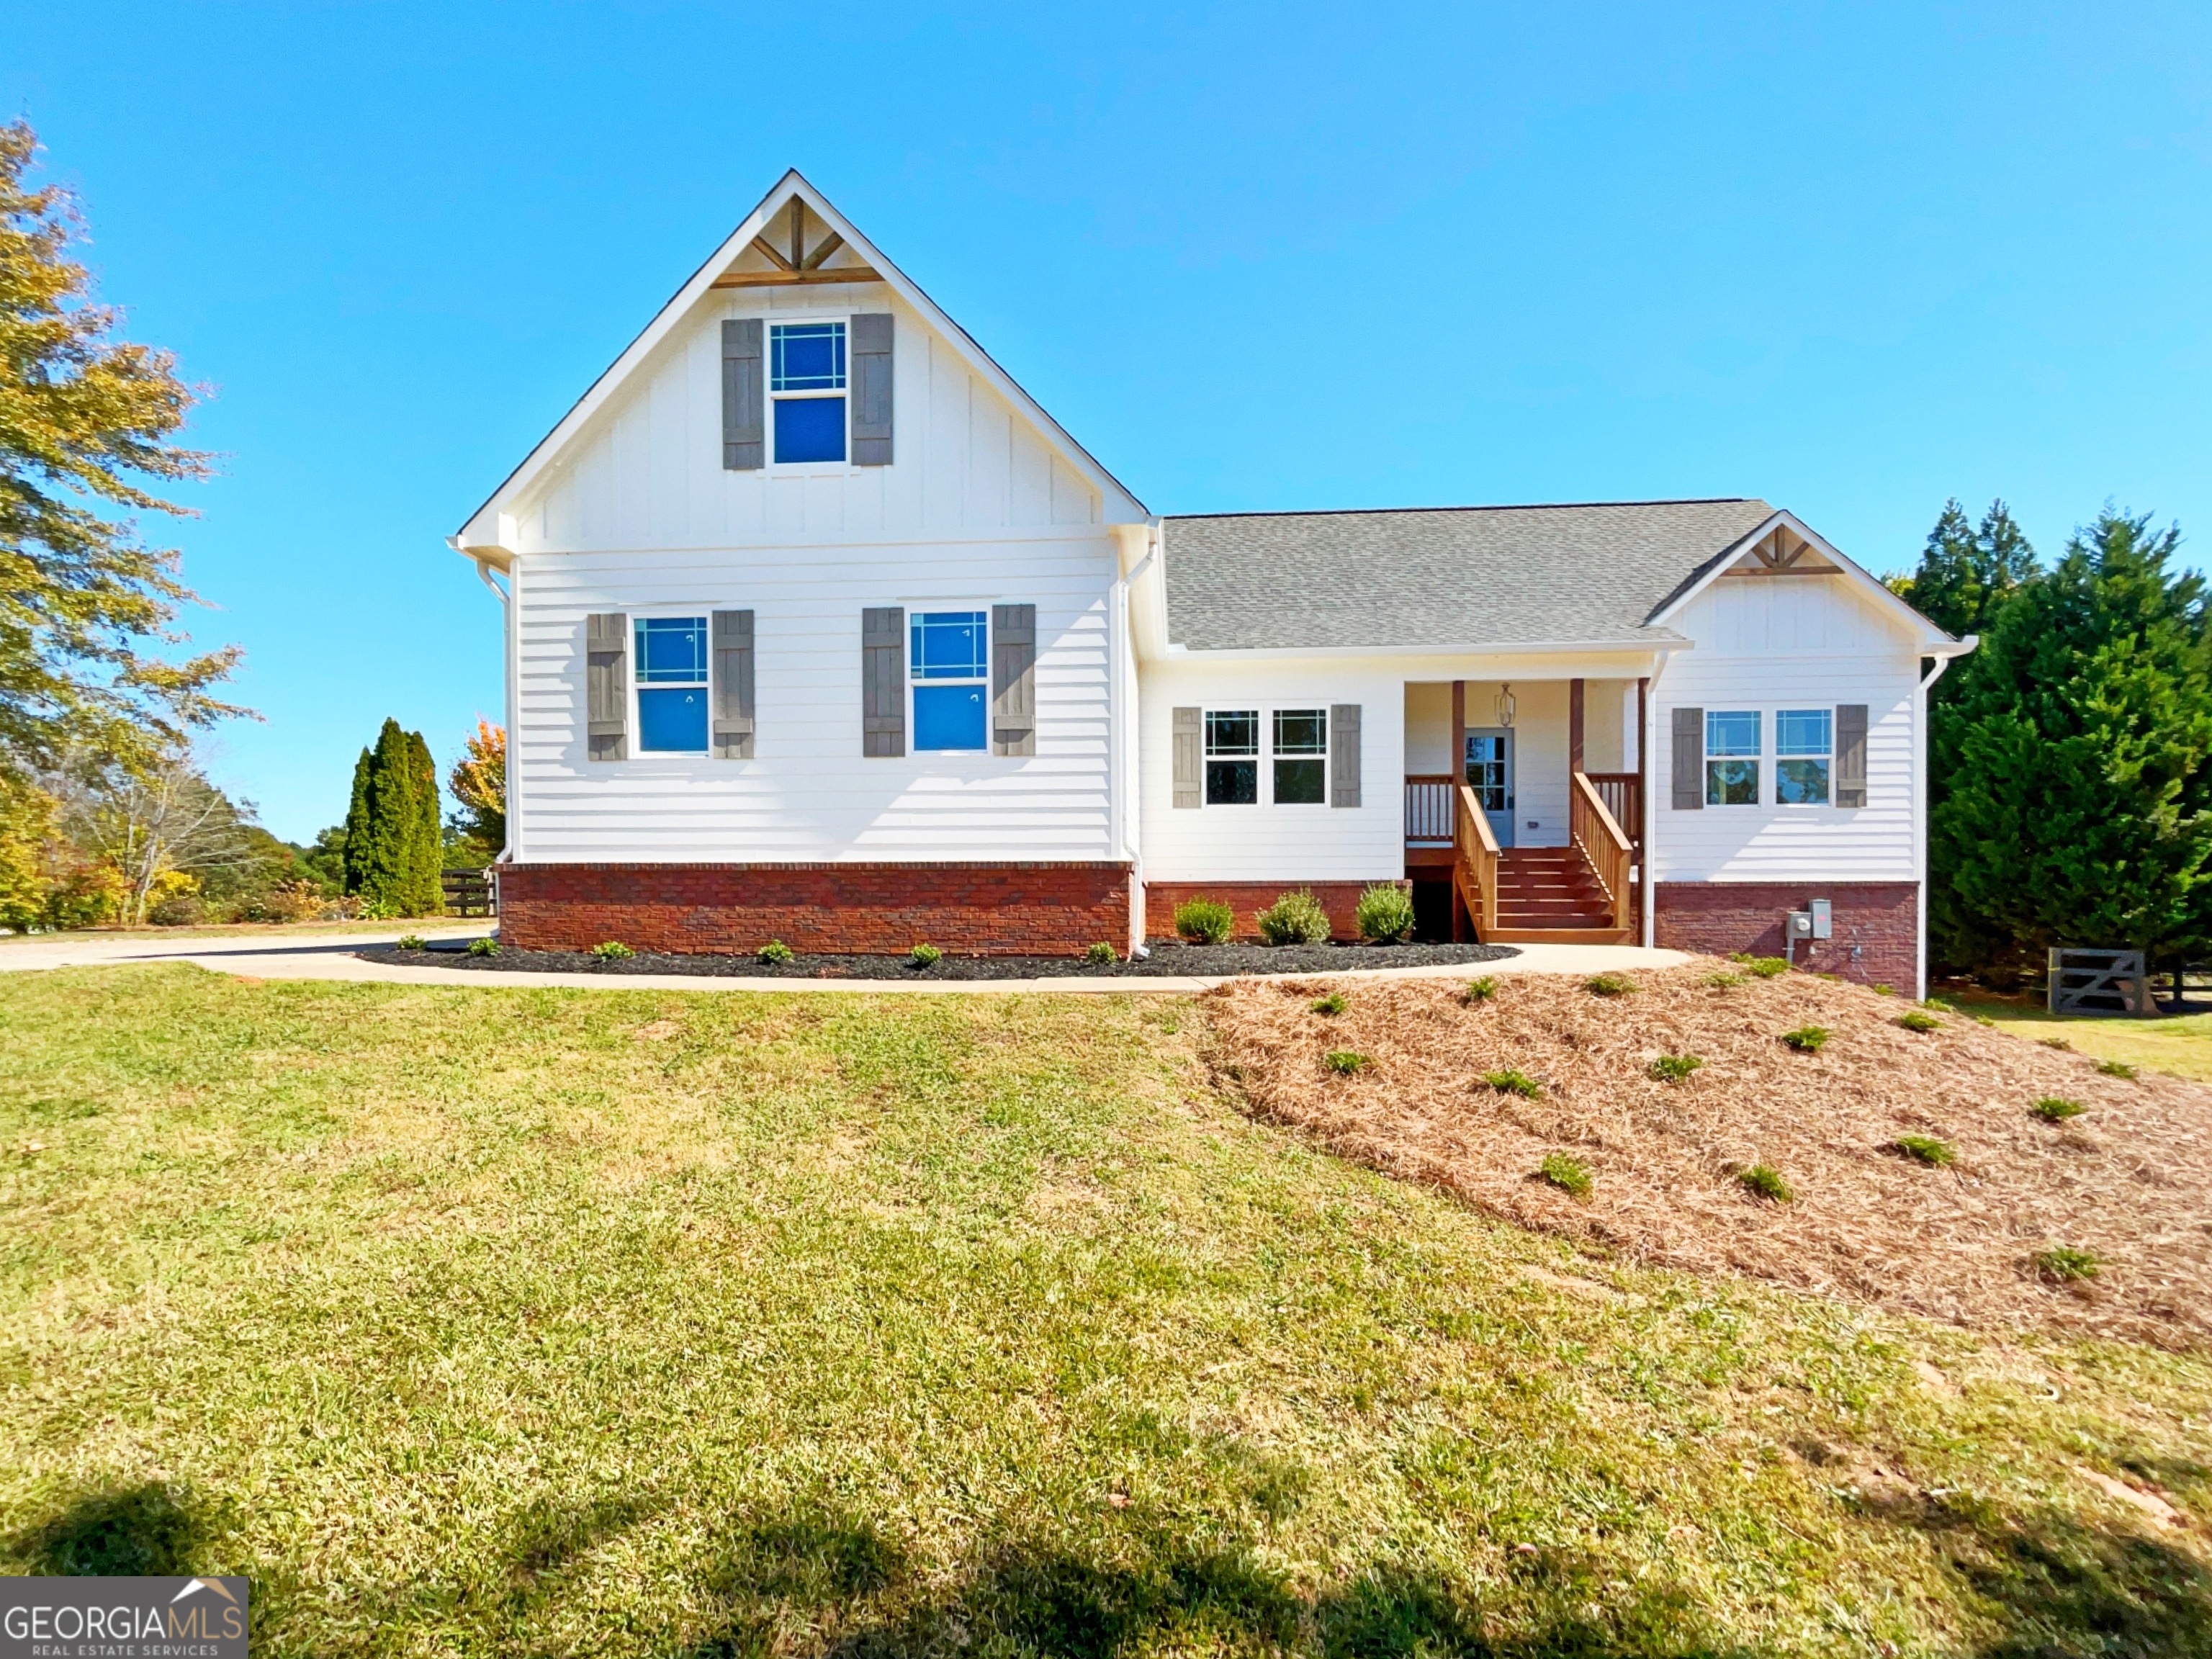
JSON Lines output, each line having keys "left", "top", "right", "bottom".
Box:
{"left": 1653, "top": 881, "right": 1917, "bottom": 987}
{"left": 498, "top": 862, "right": 1132, "bottom": 956}
{"left": 1142, "top": 881, "right": 1383, "bottom": 943}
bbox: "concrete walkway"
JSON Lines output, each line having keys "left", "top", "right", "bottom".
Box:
{"left": 0, "top": 926, "right": 1689, "bottom": 994}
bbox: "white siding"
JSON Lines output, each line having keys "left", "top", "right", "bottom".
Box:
{"left": 1138, "top": 660, "right": 1406, "bottom": 883}
{"left": 513, "top": 539, "right": 1118, "bottom": 863}
{"left": 1653, "top": 577, "right": 1920, "bottom": 882}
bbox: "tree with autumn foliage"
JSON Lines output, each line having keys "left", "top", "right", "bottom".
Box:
{"left": 446, "top": 717, "right": 505, "bottom": 863}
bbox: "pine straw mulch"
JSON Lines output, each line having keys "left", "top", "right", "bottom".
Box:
{"left": 1204, "top": 961, "right": 2212, "bottom": 1347}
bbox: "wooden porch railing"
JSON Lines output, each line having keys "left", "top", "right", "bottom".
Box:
{"left": 1570, "top": 772, "right": 1634, "bottom": 930}
{"left": 1404, "top": 774, "right": 1455, "bottom": 843}
{"left": 1453, "top": 782, "right": 1499, "bottom": 940}
{"left": 1583, "top": 772, "right": 1641, "bottom": 853}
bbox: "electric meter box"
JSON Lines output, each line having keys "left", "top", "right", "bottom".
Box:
{"left": 1809, "top": 899, "right": 1833, "bottom": 940}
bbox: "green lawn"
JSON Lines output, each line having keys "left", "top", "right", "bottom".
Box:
{"left": 3, "top": 967, "right": 2209, "bottom": 1657}
{"left": 1943, "top": 989, "right": 2212, "bottom": 1082}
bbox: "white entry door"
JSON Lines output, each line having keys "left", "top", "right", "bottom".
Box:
{"left": 1463, "top": 729, "right": 1515, "bottom": 848}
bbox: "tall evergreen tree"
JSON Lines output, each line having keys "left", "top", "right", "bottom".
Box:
{"left": 405, "top": 729, "right": 444, "bottom": 912}
{"left": 1896, "top": 498, "right": 2038, "bottom": 644}
{"left": 340, "top": 746, "right": 371, "bottom": 895}
{"left": 343, "top": 719, "right": 437, "bottom": 914}
{"left": 1930, "top": 507, "right": 2212, "bottom": 971}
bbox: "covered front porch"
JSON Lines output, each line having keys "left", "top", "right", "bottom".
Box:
{"left": 1402, "top": 677, "right": 1645, "bottom": 945}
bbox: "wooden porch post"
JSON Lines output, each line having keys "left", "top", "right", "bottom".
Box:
{"left": 1569, "top": 678, "right": 1585, "bottom": 773}
{"left": 1450, "top": 680, "right": 1465, "bottom": 783}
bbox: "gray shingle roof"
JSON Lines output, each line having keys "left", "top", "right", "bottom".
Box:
{"left": 1160, "top": 499, "right": 1778, "bottom": 651}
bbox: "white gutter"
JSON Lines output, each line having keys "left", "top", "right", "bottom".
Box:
{"left": 1161, "top": 633, "right": 1689, "bottom": 663}
{"left": 454, "top": 536, "right": 520, "bottom": 866}
{"left": 1640, "top": 645, "right": 1687, "bottom": 948}
{"left": 1913, "top": 635, "right": 1978, "bottom": 998}
{"left": 1110, "top": 525, "right": 1161, "bottom": 951}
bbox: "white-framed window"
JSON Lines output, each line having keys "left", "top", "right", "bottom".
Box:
{"left": 1272, "top": 708, "right": 1328, "bottom": 804}
{"left": 1704, "top": 710, "right": 1760, "bottom": 806}
{"left": 770, "top": 319, "right": 846, "bottom": 466}
{"left": 634, "top": 614, "right": 711, "bottom": 754}
{"left": 1205, "top": 709, "right": 1259, "bottom": 804}
{"left": 1774, "top": 708, "right": 1833, "bottom": 805}
{"left": 910, "top": 608, "right": 988, "bottom": 751}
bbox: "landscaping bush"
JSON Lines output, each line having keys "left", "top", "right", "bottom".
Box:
{"left": 909, "top": 943, "right": 943, "bottom": 968}
{"left": 757, "top": 939, "right": 793, "bottom": 964}
{"left": 1084, "top": 940, "right": 1118, "bottom": 966}
{"left": 1174, "top": 899, "right": 1234, "bottom": 945}
{"left": 1871, "top": 982, "right": 1896, "bottom": 996}
{"left": 1896, "top": 1134, "right": 1956, "bottom": 1166}
{"left": 1896, "top": 1010, "right": 1941, "bottom": 1033}
{"left": 1703, "top": 970, "right": 1746, "bottom": 989}
{"left": 2038, "top": 1036, "right": 2073, "bottom": 1051}
{"left": 1323, "top": 1050, "right": 1367, "bottom": 1075}
{"left": 1310, "top": 991, "right": 1347, "bottom": 1016}
{"left": 1780, "top": 1025, "right": 1830, "bottom": 1054}
{"left": 1483, "top": 1068, "right": 1541, "bottom": 1098}
{"left": 1586, "top": 971, "right": 1635, "bottom": 997}
{"left": 1466, "top": 976, "right": 1498, "bottom": 1002}
{"left": 1739, "top": 1164, "right": 1794, "bottom": 1203}
{"left": 2096, "top": 1058, "right": 2137, "bottom": 1079}
{"left": 467, "top": 937, "right": 500, "bottom": 958}
{"left": 395, "top": 934, "right": 426, "bottom": 950}
{"left": 1538, "top": 1153, "right": 1591, "bottom": 1198}
{"left": 1740, "top": 956, "right": 1789, "bottom": 979}
{"left": 591, "top": 940, "right": 635, "bottom": 961}
{"left": 2031, "top": 1096, "right": 2087, "bottom": 1123}
{"left": 2034, "top": 1245, "right": 2100, "bottom": 1282}
{"left": 1354, "top": 882, "right": 1415, "bottom": 943}
{"left": 1256, "top": 889, "right": 1331, "bottom": 946}
{"left": 1649, "top": 1053, "right": 1703, "bottom": 1084}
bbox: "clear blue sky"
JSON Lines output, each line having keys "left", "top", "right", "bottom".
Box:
{"left": 6, "top": 3, "right": 2208, "bottom": 841}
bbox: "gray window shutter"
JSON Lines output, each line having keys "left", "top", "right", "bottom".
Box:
{"left": 991, "top": 603, "right": 1036, "bottom": 756}
{"left": 1671, "top": 706, "right": 1703, "bottom": 810}
{"left": 851, "top": 312, "right": 894, "bottom": 466}
{"left": 1172, "top": 706, "right": 1201, "bottom": 808}
{"left": 1330, "top": 703, "right": 1361, "bottom": 807}
{"left": 712, "top": 610, "right": 755, "bottom": 758}
{"left": 1835, "top": 703, "right": 1868, "bottom": 807}
{"left": 721, "top": 319, "right": 763, "bottom": 470}
{"left": 862, "top": 606, "right": 905, "bottom": 757}
{"left": 585, "top": 613, "right": 628, "bottom": 762}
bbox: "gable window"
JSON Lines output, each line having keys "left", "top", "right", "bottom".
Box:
{"left": 770, "top": 320, "right": 846, "bottom": 464}
{"left": 1705, "top": 710, "right": 1760, "bottom": 806}
{"left": 911, "top": 609, "right": 987, "bottom": 750}
{"left": 635, "top": 616, "right": 709, "bottom": 752}
{"left": 1272, "top": 709, "right": 1327, "bottom": 804}
{"left": 1205, "top": 710, "right": 1259, "bottom": 804}
{"left": 1775, "top": 709, "right": 1833, "bottom": 805}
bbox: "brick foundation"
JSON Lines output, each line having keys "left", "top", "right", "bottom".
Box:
{"left": 498, "top": 861, "right": 1133, "bottom": 956}
{"left": 1142, "top": 881, "right": 1388, "bottom": 943}
{"left": 1653, "top": 881, "right": 1917, "bottom": 988}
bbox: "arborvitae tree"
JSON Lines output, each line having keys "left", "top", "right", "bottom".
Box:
{"left": 343, "top": 719, "right": 438, "bottom": 914}
{"left": 1896, "top": 498, "right": 2038, "bottom": 644}
{"left": 405, "top": 729, "right": 444, "bottom": 910}
{"left": 341, "top": 746, "right": 372, "bottom": 895}
{"left": 1930, "top": 508, "right": 2212, "bottom": 972}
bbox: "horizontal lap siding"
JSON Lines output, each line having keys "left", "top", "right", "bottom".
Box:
{"left": 516, "top": 544, "right": 1117, "bottom": 863}
{"left": 1655, "top": 581, "right": 1920, "bottom": 884}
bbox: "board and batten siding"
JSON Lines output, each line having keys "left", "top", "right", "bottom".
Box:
{"left": 1138, "top": 662, "right": 1405, "bottom": 883}
{"left": 1652, "top": 577, "right": 1921, "bottom": 884}
{"left": 511, "top": 540, "right": 1118, "bottom": 863}
{"left": 515, "top": 289, "right": 1101, "bottom": 553}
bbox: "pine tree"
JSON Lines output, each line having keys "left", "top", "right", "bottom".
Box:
{"left": 405, "top": 729, "right": 444, "bottom": 913}
{"left": 340, "top": 747, "right": 372, "bottom": 896}
{"left": 345, "top": 719, "right": 426, "bottom": 914}
{"left": 1896, "top": 499, "right": 2037, "bottom": 644}
{"left": 1930, "top": 508, "right": 2212, "bottom": 971}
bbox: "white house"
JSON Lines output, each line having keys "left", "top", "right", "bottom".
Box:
{"left": 452, "top": 171, "right": 1973, "bottom": 992}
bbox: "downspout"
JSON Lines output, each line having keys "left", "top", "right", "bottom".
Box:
{"left": 1110, "top": 523, "right": 1161, "bottom": 954}
{"left": 1640, "top": 645, "right": 1686, "bottom": 949}
{"left": 467, "top": 550, "right": 518, "bottom": 866}
{"left": 1914, "top": 636, "right": 1977, "bottom": 1000}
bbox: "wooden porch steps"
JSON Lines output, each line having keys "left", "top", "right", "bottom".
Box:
{"left": 1468, "top": 847, "right": 1634, "bottom": 945}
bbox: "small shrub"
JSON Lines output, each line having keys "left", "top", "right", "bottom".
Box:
{"left": 757, "top": 939, "right": 794, "bottom": 964}
{"left": 395, "top": 934, "right": 426, "bottom": 950}
{"left": 1484, "top": 1068, "right": 1542, "bottom": 1098}
{"left": 1650, "top": 1053, "right": 1703, "bottom": 1084}
{"left": 909, "top": 943, "right": 943, "bottom": 968}
{"left": 2033, "top": 1245, "right": 2100, "bottom": 1283}
{"left": 1084, "top": 940, "right": 1118, "bottom": 966}
{"left": 1538, "top": 1154, "right": 1592, "bottom": 1198}
{"left": 1741, "top": 956, "right": 1789, "bottom": 979}
{"left": 1310, "top": 991, "right": 1348, "bottom": 1016}
{"left": 1972, "top": 1013, "right": 1997, "bottom": 1028}
{"left": 1703, "top": 970, "right": 1746, "bottom": 989}
{"left": 1323, "top": 1049, "right": 1368, "bottom": 1076}
{"left": 1256, "top": 889, "right": 1332, "bottom": 946}
{"left": 2031, "top": 1096, "right": 2087, "bottom": 1123}
{"left": 591, "top": 940, "right": 635, "bottom": 961}
{"left": 1586, "top": 971, "right": 1636, "bottom": 997}
{"left": 1174, "top": 899, "right": 1234, "bottom": 945}
{"left": 1896, "top": 1010, "right": 1940, "bottom": 1034}
{"left": 2095, "top": 1058, "right": 2137, "bottom": 1079}
{"left": 2038, "top": 1036, "right": 2073, "bottom": 1051}
{"left": 1354, "top": 882, "right": 1416, "bottom": 944}
{"left": 1739, "top": 1164, "right": 1794, "bottom": 1203}
{"left": 1466, "top": 976, "right": 1498, "bottom": 1002}
{"left": 1895, "top": 1134, "right": 1956, "bottom": 1166}
{"left": 467, "top": 937, "right": 500, "bottom": 958}
{"left": 1871, "top": 982, "right": 1895, "bottom": 997}
{"left": 1780, "top": 1025, "right": 1830, "bottom": 1054}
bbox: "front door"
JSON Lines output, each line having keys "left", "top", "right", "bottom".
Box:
{"left": 1464, "top": 729, "right": 1515, "bottom": 848}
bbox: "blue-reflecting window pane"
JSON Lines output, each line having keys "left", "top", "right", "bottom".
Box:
{"left": 639, "top": 688, "right": 709, "bottom": 752}
{"left": 914, "top": 684, "right": 986, "bottom": 750}
{"left": 774, "top": 396, "right": 846, "bottom": 463}
{"left": 1707, "top": 710, "right": 1761, "bottom": 757}
{"left": 911, "top": 611, "right": 988, "bottom": 679}
{"left": 1707, "top": 758, "right": 1759, "bottom": 806}
{"left": 1776, "top": 758, "right": 1830, "bottom": 805}
{"left": 1776, "top": 709, "right": 1831, "bottom": 757}
{"left": 770, "top": 322, "right": 846, "bottom": 390}
{"left": 634, "top": 617, "right": 707, "bottom": 683}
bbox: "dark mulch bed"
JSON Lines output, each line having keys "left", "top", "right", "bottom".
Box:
{"left": 357, "top": 939, "right": 1519, "bottom": 981}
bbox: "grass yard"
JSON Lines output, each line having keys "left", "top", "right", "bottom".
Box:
{"left": 1943, "top": 991, "right": 2212, "bottom": 1084}
{"left": 3, "top": 968, "right": 2210, "bottom": 1657}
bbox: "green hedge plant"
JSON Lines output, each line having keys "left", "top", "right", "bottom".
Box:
{"left": 1538, "top": 1154, "right": 1591, "bottom": 1198}
{"left": 1084, "top": 941, "right": 1118, "bottom": 966}
{"left": 1354, "top": 882, "right": 1415, "bottom": 943}
{"left": 909, "top": 943, "right": 943, "bottom": 968}
{"left": 1174, "top": 899, "right": 1234, "bottom": 945}
{"left": 757, "top": 939, "right": 793, "bottom": 964}
{"left": 591, "top": 940, "right": 635, "bottom": 961}
{"left": 1256, "top": 889, "right": 1331, "bottom": 946}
